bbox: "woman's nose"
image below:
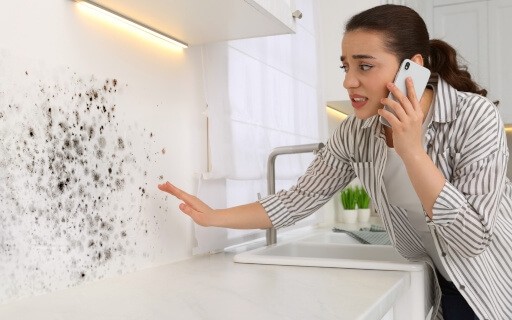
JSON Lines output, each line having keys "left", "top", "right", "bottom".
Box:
{"left": 343, "top": 70, "right": 359, "bottom": 89}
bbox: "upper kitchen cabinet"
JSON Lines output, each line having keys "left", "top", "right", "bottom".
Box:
{"left": 426, "top": 0, "right": 512, "bottom": 122}
{"left": 86, "top": 0, "right": 298, "bottom": 46}
{"left": 432, "top": 0, "right": 489, "bottom": 92}
{"left": 489, "top": 0, "right": 512, "bottom": 122}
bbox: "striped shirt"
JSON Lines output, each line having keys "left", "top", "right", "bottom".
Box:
{"left": 260, "top": 77, "right": 512, "bottom": 320}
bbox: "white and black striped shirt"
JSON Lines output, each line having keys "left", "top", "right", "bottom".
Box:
{"left": 260, "top": 77, "right": 512, "bottom": 320}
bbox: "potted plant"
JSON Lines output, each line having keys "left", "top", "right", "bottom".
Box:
{"left": 339, "top": 187, "right": 358, "bottom": 224}
{"left": 356, "top": 186, "right": 371, "bottom": 223}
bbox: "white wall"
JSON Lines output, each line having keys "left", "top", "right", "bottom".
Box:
{"left": 0, "top": 0, "right": 206, "bottom": 304}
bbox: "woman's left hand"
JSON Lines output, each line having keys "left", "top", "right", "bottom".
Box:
{"left": 378, "top": 77, "right": 425, "bottom": 162}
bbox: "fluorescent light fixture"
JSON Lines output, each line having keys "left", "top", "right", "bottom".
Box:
{"left": 75, "top": 0, "right": 188, "bottom": 49}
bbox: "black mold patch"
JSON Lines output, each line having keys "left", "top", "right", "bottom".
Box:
{"left": 0, "top": 65, "right": 165, "bottom": 303}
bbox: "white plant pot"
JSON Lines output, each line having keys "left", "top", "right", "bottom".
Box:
{"left": 358, "top": 208, "right": 371, "bottom": 223}
{"left": 341, "top": 209, "right": 358, "bottom": 224}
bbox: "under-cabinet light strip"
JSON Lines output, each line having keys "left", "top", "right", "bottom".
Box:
{"left": 75, "top": 0, "right": 188, "bottom": 49}
{"left": 326, "top": 105, "right": 349, "bottom": 117}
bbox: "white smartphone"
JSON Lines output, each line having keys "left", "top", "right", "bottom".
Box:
{"left": 379, "top": 59, "right": 431, "bottom": 127}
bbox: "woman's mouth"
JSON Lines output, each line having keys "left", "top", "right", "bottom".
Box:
{"left": 350, "top": 95, "right": 368, "bottom": 109}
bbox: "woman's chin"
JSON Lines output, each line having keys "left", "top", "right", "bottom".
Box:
{"left": 353, "top": 110, "right": 378, "bottom": 120}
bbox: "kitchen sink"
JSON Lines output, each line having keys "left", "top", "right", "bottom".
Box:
{"left": 233, "top": 231, "right": 423, "bottom": 271}
{"left": 295, "top": 232, "right": 362, "bottom": 244}
{"left": 233, "top": 231, "right": 433, "bottom": 320}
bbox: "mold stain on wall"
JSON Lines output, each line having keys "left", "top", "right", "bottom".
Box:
{"left": 0, "top": 51, "right": 165, "bottom": 303}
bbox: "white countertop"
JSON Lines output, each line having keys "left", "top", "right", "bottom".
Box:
{"left": 0, "top": 228, "right": 409, "bottom": 320}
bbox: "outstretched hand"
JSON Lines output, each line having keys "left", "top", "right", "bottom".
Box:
{"left": 157, "top": 181, "right": 216, "bottom": 227}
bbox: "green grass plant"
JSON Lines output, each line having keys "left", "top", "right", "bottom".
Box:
{"left": 340, "top": 187, "right": 358, "bottom": 210}
{"left": 356, "top": 186, "right": 371, "bottom": 209}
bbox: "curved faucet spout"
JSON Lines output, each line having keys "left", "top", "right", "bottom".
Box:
{"left": 266, "top": 142, "right": 325, "bottom": 245}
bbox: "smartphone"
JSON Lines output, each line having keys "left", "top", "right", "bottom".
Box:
{"left": 379, "top": 59, "right": 431, "bottom": 127}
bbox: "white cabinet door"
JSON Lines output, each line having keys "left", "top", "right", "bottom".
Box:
{"left": 432, "top": 1, "right": 489, "bottom": 90}
{"left": 489, "top": 0, "right": 512, "bottom": 121}
{"left": 86, "top": 0, "right": 296, "bottom": 46}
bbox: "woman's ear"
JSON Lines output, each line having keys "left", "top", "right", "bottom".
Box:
{"left": 411, "top": 54, "right": 424, "bottom": 66}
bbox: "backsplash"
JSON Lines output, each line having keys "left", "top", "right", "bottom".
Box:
{"left": 0, "top": 49, "right": 166, "bottom": 303}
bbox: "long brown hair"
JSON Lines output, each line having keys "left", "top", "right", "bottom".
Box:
{"left": 345, "top": 4, "right": 487, "bottom": 96}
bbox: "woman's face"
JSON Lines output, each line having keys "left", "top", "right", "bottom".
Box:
{"left": 341, "top": 30, "right": 400, "bottom": 119}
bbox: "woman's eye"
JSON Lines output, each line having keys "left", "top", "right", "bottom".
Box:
{"left": 340, "top": 65, "right": 348, "bottom": 72}
{"left": 360, "top": 64, "right": 373, "bottom": 71}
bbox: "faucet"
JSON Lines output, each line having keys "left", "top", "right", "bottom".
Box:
{"left": 266, "top": 142, "right": 325, "bottom": 245}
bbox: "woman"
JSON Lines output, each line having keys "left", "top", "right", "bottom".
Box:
{"left": 159, "top": 5, "right": 512, "bottom": 319}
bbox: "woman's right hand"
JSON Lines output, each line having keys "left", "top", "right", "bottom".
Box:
{"left": 158, "top": 181, "right": 273, "bottom": 229}
{"left": 157, "top": 181, "right": 216, "bottom": 227}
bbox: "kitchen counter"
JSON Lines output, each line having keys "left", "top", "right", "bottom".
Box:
{"left": 0, "top": 230, "right": 410, "bottom": 320}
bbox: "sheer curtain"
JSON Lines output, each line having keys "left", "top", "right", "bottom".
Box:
{"left": 194, "top": 0, "right": 325, "bottom": 254}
